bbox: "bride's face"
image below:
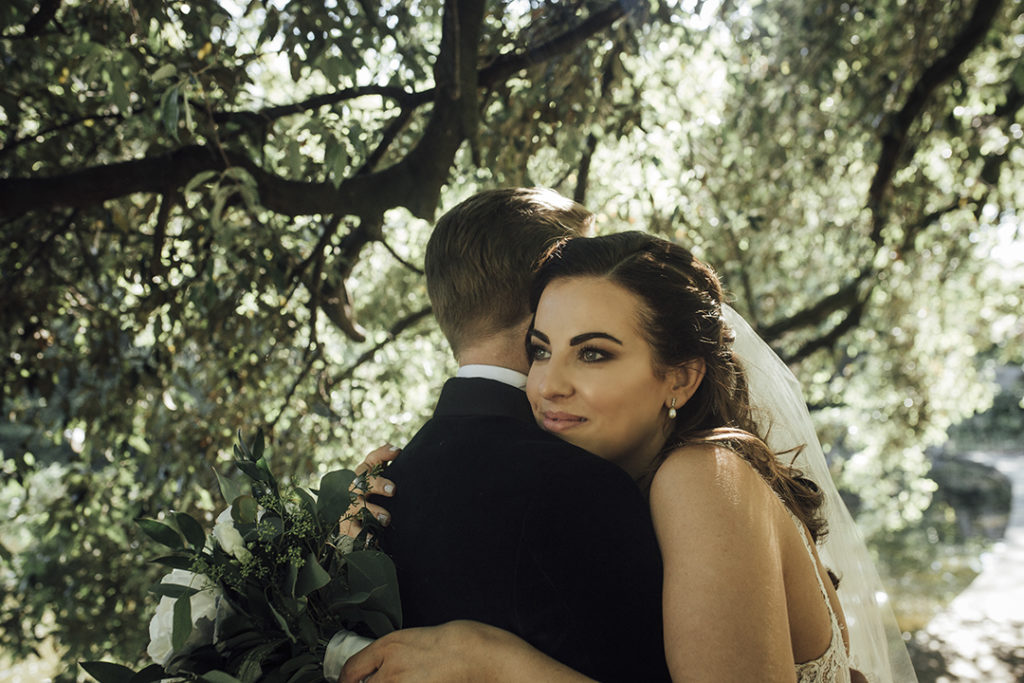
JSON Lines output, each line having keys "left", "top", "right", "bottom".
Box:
{"left": 526, "top": 276, "right": 679, "bottom": 478}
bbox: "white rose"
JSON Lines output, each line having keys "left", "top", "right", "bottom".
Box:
{"left": 147, "top": 569, "right": 220, "bottom": 666}
{"left": 212, "top": 507, "right": 252, "bottom": 563}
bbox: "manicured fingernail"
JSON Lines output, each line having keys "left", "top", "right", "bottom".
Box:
{"left": 377, "top": 513, "right": 390, "bottom": 526}
{"left": 383, "top": 483, "right": 395, "bottom": 495}
{"left": 387, "top": 444, "right": 400, "bottom": 452}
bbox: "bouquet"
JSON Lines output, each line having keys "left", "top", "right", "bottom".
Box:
{"left": 81, "top": 430, "right": 400, "bottom": 683}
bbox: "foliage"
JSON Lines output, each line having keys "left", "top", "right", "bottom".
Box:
{"left": 0, "top": 0, "right": 1022, "bottom": 676}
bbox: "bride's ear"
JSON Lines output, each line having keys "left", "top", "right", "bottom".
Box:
{"left": 668, "top": 359, "right": 705, "bottom": 407}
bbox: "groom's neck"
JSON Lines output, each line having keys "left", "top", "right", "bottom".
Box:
{"left": 455, "top": 324, "right": 530, "bottom": 375}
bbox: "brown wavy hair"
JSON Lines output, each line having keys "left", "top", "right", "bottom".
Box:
{"left": 529, "top": 231, "right": 828, "bottom": 544}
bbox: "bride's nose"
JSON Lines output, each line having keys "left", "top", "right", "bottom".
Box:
{"left": 536, "top": 362, "right": 573, "bottom": 399}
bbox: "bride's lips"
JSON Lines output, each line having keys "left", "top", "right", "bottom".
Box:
{"left": 540, "top": 410, "right": 587, "bottom": 433}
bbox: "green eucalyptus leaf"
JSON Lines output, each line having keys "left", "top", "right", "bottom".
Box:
{"left": 294, "top": 553, "right": 330, "bottom": 598}
{"left": 285, "top": 558, "right": 299, "bottom": 598}
{"left": 171, "top": 594, "right": 192, "bottom": 652}
{"left": 285, "top": 664, "right": 323, "bottom": 683}
{"left": 259, "top": 514, "right": 285, "bottom": 539}
{"left": 215, "top": 469, "right": 243, "bottom": 506}
{"left": 294, "top": 488, "right": 319, "bottom": 522}
{"left": 234, "top": 459, "right": 270, "bottom": 483}
{"left": 250, "top": 428, "right": 265, "bottom": 462}
{"left": 268, "top": 602, "right": 296, "bottom": 643}
{"left": 149, "top": 554, "right": 194, "bottom": 570}
{"left": 200, "top": 672, "right": 244, "bottom": 683}
{"left": 149, "top": 583, "right": 200, "bottom": 599}
{"left": 316, "top": 469, "right": 356, "bottom": 527}
{"left": 231, "top": 494, "right": 259, "bottom": 524}
{"left": 129, "top": 663, "right": 167, "bottom": 683}
{"left": 326, "top": 590, "right": 371, "bottom": 609}
{"left": 345, "top": 550, "right": 401, "bottom": 631}
{"left": 174, "top": 511, "right": 206, "bottom": 551}
{"left": 79, "top": 661, "right": 137, "bottom": 683}
{"left": 137, "top": 518, "right": 183, "bottom": 550}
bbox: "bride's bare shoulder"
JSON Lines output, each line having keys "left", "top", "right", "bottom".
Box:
{"left": 651, "top": 443, "right": 764, "bottom": 499}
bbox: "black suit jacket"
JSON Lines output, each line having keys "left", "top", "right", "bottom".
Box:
{"left": 375, "top": 377, "right": 670, "bottom": 682}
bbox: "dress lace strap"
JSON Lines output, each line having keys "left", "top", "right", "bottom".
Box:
{"left": 788, "top": 511, "right": 854, "bottom": 682}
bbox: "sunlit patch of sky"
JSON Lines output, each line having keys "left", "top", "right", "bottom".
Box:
{"left": 983, "top": 206, "right": 1024, "bottom": 269}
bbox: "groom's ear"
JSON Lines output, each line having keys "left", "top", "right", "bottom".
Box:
{"left": 670, "top": 359, "right": 705, "bottom": 405}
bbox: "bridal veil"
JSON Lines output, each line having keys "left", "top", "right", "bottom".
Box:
{"left": 723, "top": 305, "right": 918, "bottom": 683}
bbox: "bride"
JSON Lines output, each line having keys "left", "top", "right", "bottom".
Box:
{"left": 340, "top": 232, "right": 917, "bottom": 682}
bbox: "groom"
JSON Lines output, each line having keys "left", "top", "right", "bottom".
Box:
{"left": 346, "top": 188, "right": 670, "bottom": 681}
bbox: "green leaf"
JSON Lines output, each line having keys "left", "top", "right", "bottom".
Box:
{"left": 256, "top": 517, "right": 284, "bottom": 547}
{"left": 231, "top": 494, "right": 259, "bottom": 524}
{"left": 316, "top": 469, "right": 356, "bottom": 527}
{"left": 215, "top": 468, "right": 243, "bottom": 506}
{"left": 251, "top": 429, "right": 265, "bottom": 463}
{"left": 354, "top": 608, "right": 395, "bottom": 639}
{"left": 151, "top": 63, "right": 177, "bottom": 82}
{"left": 129, "top": 664, "right": 167, "bottom": 683}
{"left": 79, "top": 661, "right": 137, "bottom": 683}
{"left": 268, "top": 602, "right": 296, "bottom": 643}
{"left": 149, "top": 554, "right": 194, "bottom": 570}
{"left": 160, "top": 84, "right": 180, "bottom": 140}
{"left": 183, "top": 96, "right": 194, "bottom": 135}
{"left": 326, "top": 590, "right": 371, "bottom": 610}
{"left": 137, "top": 518, "right": 183, "bottom": 550}
{"left": 279, "top": 653, "right": 319, "bottom": 679}
{"left": 149, "top": 583, "right": 200, "bottom": 599}
{"left": 174, "top": 511, "right": 206, "bottom": 550}
{"left": 285, "top": 663, "right": 323, "bottom": 683}
{"left": 294, "top": 553, "right": 330, "bottom": 598}
{"left": 285, "top": 559, "right": 299, "bottom": 598}
{"left": 171, "top": 594, "right": 192, "bottom": 652}
{"left": 235, "top": 429, "right": 253, "bottom": 458}
{"left": 109, "top": 65, "right": 130, "bottom": 112}
{"left": 324, "top": 138, "right": 349, "bottom": 188}
{"left": 235, "top": 459, "right": 271, "bottom": 484}
{"left": 346, "top": 550, "right": 402, "bottom": 632}
{"left": 200, "top": 672, "right": 244, "bottom": 683}
{"left": 294, "top": 488, "right": 319, "bottom": 522}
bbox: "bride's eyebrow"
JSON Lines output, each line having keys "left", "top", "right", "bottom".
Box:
{"left": 570, "top": 332, "right": 623, "bottom": 346}
{"left": 527, "top": 329, "right": 549, "bottom": 343}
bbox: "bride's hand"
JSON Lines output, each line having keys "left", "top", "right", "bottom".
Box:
{"left": 338, "top": 444, "right": 399, "bottom": 537}
{"left": 337, "top": 620, "right": 593, "bottom": 683}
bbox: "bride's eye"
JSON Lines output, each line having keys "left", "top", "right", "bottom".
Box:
{"left": 579, "top": 346, "right": 610, "bottom": 363}
{"left": 527, "top": 343, "right": 551, "bottom": 361}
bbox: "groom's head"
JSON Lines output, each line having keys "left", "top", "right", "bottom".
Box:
{"left": 425, "top": 187, "right": 593, "bottom": 359}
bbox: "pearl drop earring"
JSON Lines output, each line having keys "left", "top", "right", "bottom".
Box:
{"left": 668, "top": 397, "right": 677, "bottom": 420}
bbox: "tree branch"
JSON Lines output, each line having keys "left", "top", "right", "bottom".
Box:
{"left": 212, "top": 85, "right": 426, "bottom": 129}
{"left": 327, "top": 305, "right": 434, "bottom": 388}
{"left": 760, "top": 267, "right": 873, "bottom": 340}
{"left": 867, "top": 0, "right": 1004, "bottom": 245}
{"left": 0, "top": 0, "right": 487, "bottom": 222}
{"left": 477, "top": 2, "right": 629, "bottom": 88}
{"left": 783, "top": 298, "right": 868, "bottom": 364}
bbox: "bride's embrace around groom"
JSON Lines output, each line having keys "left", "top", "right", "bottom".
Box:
{"left": 338, "top": 188, "right": 916, "bottom": 682}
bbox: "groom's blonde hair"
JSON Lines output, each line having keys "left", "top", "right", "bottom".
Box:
{"left": 425, "top": 187, "right": 593, "bottom": 357}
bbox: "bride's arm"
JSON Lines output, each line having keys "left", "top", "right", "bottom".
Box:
{"left": 649, "top": 445, "right": 797, "bottom": 683}
{"left": 337, "top": 620, "right": 594, "bottom": 683}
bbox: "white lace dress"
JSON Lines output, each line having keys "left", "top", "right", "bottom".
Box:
{"left": 790, "top": 511, "right": 853, "bottom": 683}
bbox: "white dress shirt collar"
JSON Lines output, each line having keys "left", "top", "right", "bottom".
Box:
{"left": 456, "top": 364, "right": 528, "bottom": 390}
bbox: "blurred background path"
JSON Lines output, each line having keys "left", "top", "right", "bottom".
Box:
{"left": 909, "top": 450, "right": 1024, "bottom": 682}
